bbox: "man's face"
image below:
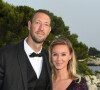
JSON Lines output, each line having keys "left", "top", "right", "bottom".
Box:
{"left": 28, "top": 12, "right": 51, "bottom": 43}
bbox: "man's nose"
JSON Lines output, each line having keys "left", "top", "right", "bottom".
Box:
{"left": 39, "top": 23, "right": 44, "bottom": 30}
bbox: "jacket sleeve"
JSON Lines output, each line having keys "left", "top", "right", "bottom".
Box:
{"left": 0, "top": 50, "right": 4, "bottom": 90}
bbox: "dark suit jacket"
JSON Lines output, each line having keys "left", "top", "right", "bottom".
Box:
{"left": 0, "top": 40, "right": 52, "bottom": 90}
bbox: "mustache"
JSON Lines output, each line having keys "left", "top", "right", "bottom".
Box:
{"left": 36, "top": 30, "right": 45, "bottom": 35}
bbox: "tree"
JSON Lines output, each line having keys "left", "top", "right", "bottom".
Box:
{"left": 0, "top": 0, "right": 89, "bottom": 59}
{"left": 88, "top": 47, "right": 100, "bottom": 56}
{"left": 51, "top": 16, "right": 65, "bottom": 35}
{"left": 74, "top": 42, "right": 88, "bottom": 59}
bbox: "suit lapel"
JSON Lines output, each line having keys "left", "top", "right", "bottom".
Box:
{"left": 42, "top": 48, "right": 52, "bottom": 89}
{"left": 17, "top": 41, "right": 28, "bottom": 90}
{"left": 17, "top": 42, "right": 52, "bottom": 90}
{"left": 43, "top": 55, "right": 51, "bottom": 80}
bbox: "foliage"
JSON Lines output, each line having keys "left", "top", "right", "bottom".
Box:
{"left": 74, "top": 42, "right": 88, "bottom": 59}
{"left": 95, "top": 71, "right": 100, "bottom": 75}
{"left": 88, "top": 47, "right": 100, "bottom": 57}
{"left": 77, "top": 62, "right": 93, "bottom": 76}
{"left": 0, "top": 0, "right": 88, "bottom": 59}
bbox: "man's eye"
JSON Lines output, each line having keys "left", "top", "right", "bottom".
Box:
{"left": 45, "top": 24, "right": 49, "bottom": 26}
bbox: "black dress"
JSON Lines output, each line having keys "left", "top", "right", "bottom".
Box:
{"left": 66, "top": 77, "right": 88, "bottom": 90}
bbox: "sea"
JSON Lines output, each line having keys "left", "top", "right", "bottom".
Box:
{"left": 88, "top": 66, "right": 100, "bottom": 71}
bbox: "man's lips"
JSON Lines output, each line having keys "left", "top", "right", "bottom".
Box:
{"left": 36, "top": 31, "right": 44, "bottom": 36}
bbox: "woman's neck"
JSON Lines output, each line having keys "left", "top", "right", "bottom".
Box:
{"left": 53, "top": 69, "right": 70, "bottom": 82}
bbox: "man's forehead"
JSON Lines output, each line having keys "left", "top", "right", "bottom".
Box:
{"left": 32, "top": 13, "right": 51, "bottom": 23}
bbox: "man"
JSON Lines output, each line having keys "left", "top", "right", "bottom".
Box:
{"left": 0, "top": 9, "right": 52, "bottom": 90}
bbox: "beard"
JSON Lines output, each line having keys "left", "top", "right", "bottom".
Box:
{"left": 30, "top": 29, "right": 47, "bottom": 43}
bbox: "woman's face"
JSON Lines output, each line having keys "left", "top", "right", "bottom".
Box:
{"left": 52, "top": 45, "right": 72, "bottom": 70}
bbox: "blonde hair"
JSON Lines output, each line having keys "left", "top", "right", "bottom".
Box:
{"left": 49, "top": 38, "right": 81, "bottom": 82}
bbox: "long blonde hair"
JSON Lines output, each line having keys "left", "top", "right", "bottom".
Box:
{"left": 49, "top": 38, "right": 81, "bottom": 82}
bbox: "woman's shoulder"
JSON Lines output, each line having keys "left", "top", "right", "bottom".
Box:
{"left": 77, "top": 77, "right": 87, "bottom": 84}
{"left": 74, "top": 77, "right": 88, "bottom": 90}
{"left": 66, "top": 77, "right": 88, "bottom": 90}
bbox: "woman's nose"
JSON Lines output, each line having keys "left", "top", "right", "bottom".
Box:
{"left": 57, "top": 55, "right": 61, "bottom": 61}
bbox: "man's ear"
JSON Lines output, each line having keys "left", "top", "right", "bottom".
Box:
{"left": 49, "top": 26, "right": 51, "bottom": 33}
{"left": 50, "top": 26, "right": 51, "bottom": 32}
{"left": 28, "top": 21, "right": 31, "bottom": 31}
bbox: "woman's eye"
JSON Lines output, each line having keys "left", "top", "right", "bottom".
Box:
{"left": 62, "top": 54, "right": 66, "bottom": 56}
{"left": 52, "top": 53, "right": 57, "bottom": 56}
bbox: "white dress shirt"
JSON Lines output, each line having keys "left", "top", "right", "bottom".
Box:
{"left": 24, "top": 38, "right": 43, "bottom": 79}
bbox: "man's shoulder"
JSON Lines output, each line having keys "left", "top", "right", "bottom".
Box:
{"left": 0, "top": 40, "right": 24, "bottom": 54}
{"left": 42, "top": 48, "right": 49, "bottom": 54}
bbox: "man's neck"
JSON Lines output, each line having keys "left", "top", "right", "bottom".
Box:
{"left": 26, "top": 37, "right": 43, "bottom": 53}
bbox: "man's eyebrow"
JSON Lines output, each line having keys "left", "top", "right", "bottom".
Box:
{"left": 35, "top": 20, "right": 41, "bottom": 21}
{"left": 44, "top": 22, "right": 50, "bottom": 25}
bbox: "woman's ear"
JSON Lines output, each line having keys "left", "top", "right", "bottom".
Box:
{"left": 69, "top": 53, "right": 72, "bottom": 60}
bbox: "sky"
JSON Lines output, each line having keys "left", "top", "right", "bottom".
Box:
{"left": 3, "top": 0, "right": 100, "bottom": 50}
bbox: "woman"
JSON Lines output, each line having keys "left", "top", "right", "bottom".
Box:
{"left": 49, "top": 38, "right": 88, "bottom": 90}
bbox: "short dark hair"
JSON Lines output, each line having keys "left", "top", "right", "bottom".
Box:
{"left": 30, "top": 9, "right": 51, "bottom": 24}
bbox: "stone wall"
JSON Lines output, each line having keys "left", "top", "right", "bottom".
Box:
{"left": 85, "top": 74, "right": 100, "bottom": 90}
